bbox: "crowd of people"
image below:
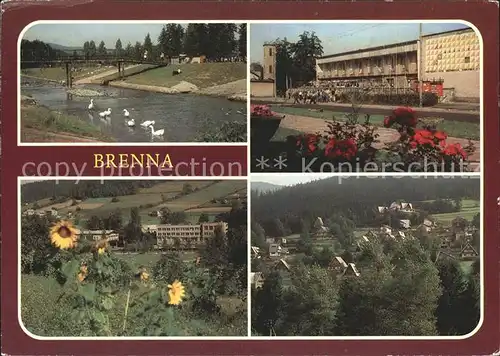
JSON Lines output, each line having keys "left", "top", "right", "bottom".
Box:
{"left": 283, "top": 78, "right": 417, "bottom": 104}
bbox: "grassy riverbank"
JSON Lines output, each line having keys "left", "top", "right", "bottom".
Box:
{"left": 21, "top": 100, "right": 114, "bottom": 143}
{"left": 124, "top": 62, "right": 246, "bottom": 90}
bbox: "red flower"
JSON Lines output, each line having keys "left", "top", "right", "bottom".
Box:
{"left": 434, "top": 131, "right": 447, "bottom": 141}
{"left": 307, "top": 134, "right": 319, "bottom": 153}
{"left": 325, "top": 138, "right": 357, "bottom": 160}
{"left": 392, "top": 106, "right": 418, "bottom": 127}
{"left": 383, "top": 116, "right": 394, "bottom": 128}
{"left": 409, "top": 141, "right": 418, "bottom": 149}
{"left": 251, "top": 104, "right": 277, "bottom": 117}
{"left": 443, "top": 143, "right": 467, "bottom": 160}
{"left": 324, "top": 138, "right": 336, "bottom": 156}
{"left": 413, "top": 129, "right": 435, "bottom": 146}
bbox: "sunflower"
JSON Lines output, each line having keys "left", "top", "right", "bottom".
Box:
{"left": 94, "top": 239, "right": 109, "bottom": 255}
{"left": 78, "top": 264, "right": 88, "bottom": 282}
{"left": 140, "top": 271, "right": 149, "bottom": 282}
{"left": 167, "top": 280, "right": 185, "bottom": 305}
{"left": 50, "top": 220, "right": 78, "bottom": 250}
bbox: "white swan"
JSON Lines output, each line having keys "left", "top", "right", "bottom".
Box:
{"left": 98, "top": 108, "right": 112, "bottom": 118}
{"left": 126, "top": 118, "right": 135, "bottom": 127}
{"left": 88, "top": 99, "right": 95, "bottom": 110}
{"left": 148, "top": 125, "right": 164, "bottom": 137}
{"left": 140, "top": 120, "right": 155, "bottom": 127}
{"left": 123, "top": 109, "right": 130, "bottom": 117}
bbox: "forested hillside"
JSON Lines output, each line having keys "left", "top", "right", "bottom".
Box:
{"left": 251, "top": 177, "right": 480, "bottom": 231}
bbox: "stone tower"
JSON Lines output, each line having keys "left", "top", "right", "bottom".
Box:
{"left": 262, "top": 44, "right": 277, "bottom": 96}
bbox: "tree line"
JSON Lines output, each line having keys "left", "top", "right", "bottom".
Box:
{"left": 21, "top": 24, "right": 246, "bottom": 65}
{"left": 21, "top": 180, "right": 163, "bottom": 204}
{"left": 251, "top": 177, "right": 480, "bottom": 236}
{"left": 252, "top": 237, "right": 480, "bottom": 336}
{"left": 252, "top": 31, "right": 324, "bottom": 94}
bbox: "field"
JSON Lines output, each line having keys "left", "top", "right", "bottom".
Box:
{"left": 31, "top": 180, "right": 246, "bottom": 226}
{"left": 431, "top": 199, "right": 480, "bottom": 224}
{"left": 124, "top": 63, "right": 247, "bottom": 89}
{"left": 157, "top": 180, "right": 247, "bottom": 211}
{"left": 270, "top": 105, "right": 480, "bottom": 140}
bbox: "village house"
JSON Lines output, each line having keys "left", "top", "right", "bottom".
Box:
{"left": 435, "top": 250, "right": 457, "bottom": 263}
{"left": 265, "top": 237, "right": 276, "bottom": 244}
{"left": 269, "top": 243, "right": 280, "bottom": 257}
{"left": 389, "top": 201, "right": 414, "bottom": 212}
{"left": 399, "top": 219, "right": 411, "bottom": 229}
{"left": 250, "top": 272, "right": 265, "bottom": 289}
{"left": 343, "top": 263, "right": 361, "bottom": 277}
{"left": 329, "top": 256, "right": 348, "bottom": 273}
{"left": 79, "top": 230, "right": 119, "bottom": 243}
{"left": 22, "top": 209, "right": 36, "bottom": 216}
{"left": 439, "top": 237, "right": 452, "bottom": 250}
{"left": 275, "top": 259, "right": 291, "bottom": 272}
{"left": 397, "top": 231, "right": 406, "bottom": 239}
{"left": 460, "top": 241, "right": 479, "bottom": 260}
{"left": 313, "top": 217, "right": 329, "bottom": 237}
{"left": 251, "top": 246, "right": 261, "bottom": 259}
{"left": 380, "top": 225, "right": 392, "bottom": 234}
{"left": 377, "top": 206, "right": 388, "bottom": 214}
{"left": 22, "top": 208, "right": 58, "bottom": 218}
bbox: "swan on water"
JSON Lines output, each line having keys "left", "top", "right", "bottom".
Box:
{"left": 123, "top": 109, "right": 130, "bottom": 117}
{"left": 99, "top": 108, "right": 112, "bottom": 118}
{"left": 140, "top": 120, "right": 155, "bottom": 127}
{"left": 126, "top": 118, "right": 135, "bottom": 127}
{"left": 88, "top": 99, "right": 95, "bottom": 110}
{"left": 148, "top": 125, "right": 164, "bottom": 137}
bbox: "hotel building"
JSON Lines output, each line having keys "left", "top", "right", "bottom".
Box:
{"left": 315, "top": 28, "right": 480, "bottom": 100}
{"left": 143, "top": 222, "right": 229, "bottom": 248}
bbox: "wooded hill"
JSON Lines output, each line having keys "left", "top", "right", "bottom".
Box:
{"left": 251, "top": 177, "right": 480, "bottom": 231}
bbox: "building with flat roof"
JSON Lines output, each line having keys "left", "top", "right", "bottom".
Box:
{"left": 143, "top": 222, "right": 229, "bottom": 248}
{"left": 315, "top": 27, "right": 479, "bottom": 100}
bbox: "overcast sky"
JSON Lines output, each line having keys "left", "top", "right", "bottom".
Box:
{"left": 23, "top": 23, "right": 170, "bottom": 48}
{"left": 250, "top": 22, "right": 470, "bottom": 63}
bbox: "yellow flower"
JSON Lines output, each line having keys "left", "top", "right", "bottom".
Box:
{"left": 167, "top": 280, "right": 185, "bottom": 305}
{"left": 94, "top": 239, "right": 109, "bottom": 255}
{"left": 140, "top": 271, "right": 149, "bottom": 281}
{"left": 77, "top": 265, "right": 88, "bottom": 282}
{"left": 50, "top": 220, "right": 78, "bottom": 250}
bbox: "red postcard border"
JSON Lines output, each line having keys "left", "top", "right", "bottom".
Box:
{"left": 2, "top": 1, "right": 499, "bottom": 355}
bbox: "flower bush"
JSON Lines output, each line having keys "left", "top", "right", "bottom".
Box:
{"left": 288, "top": 106, "right": 475, "bottom": 172}
{"left": 251, "top": 104, "right": 280, "bottom": 118}
{"left": 293, "top": 113, "right": 379, "bottom": 171}
{"left": 382, "top": 107, "right": 474, "bottom": 172}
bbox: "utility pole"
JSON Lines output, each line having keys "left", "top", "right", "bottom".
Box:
{"left": 418, "top": 23, "right": 423, "bottom": 107}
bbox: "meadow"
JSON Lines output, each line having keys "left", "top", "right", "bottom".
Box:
{"left": 124, "top": 63, "right": 247, "bottom": 89}
{"left": 430, "top": 199, "right": 480, "bottom": 224}
{"left": 30, "top": 180, "right": 246, "bottom": 226}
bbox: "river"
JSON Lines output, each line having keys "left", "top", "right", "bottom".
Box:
{"left": 21, "top": 81, "right": 247, "bottom": 142}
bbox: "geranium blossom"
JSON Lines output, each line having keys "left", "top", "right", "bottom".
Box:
{"left": 251, "top": 104, "right": 278, "bottom": 117}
